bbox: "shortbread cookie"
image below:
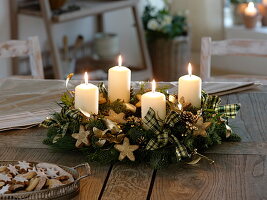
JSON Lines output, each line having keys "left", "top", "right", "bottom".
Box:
{"left": 0, "top": 166, "right": 7, "bottom": 173}
{"left": 34, "top": 176, "right": 47, "bottom": 191}
{"left": 0, "top": 182, "right": 5, "bottom": 187}
{"left": 46, "top": 179, "right": 63, "bottom": 189}
{"left": 0, "top": 161, "right": 77, "bottom": 194}
{"left": 36, "top": 163, "right": 74, "bottom": 182}
{"left": 20, "top": 171, "right": 37, "bottom": 180}
{"left": 11, "top": 184, "right": 24, "bottom": 192}
{"left": 26, "top": 177, "right": 39, "bottom": 192}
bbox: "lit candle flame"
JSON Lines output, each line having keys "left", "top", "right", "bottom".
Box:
{"left": 118, "top": 55, "right": 122, "bottom": 67}
{"left": 245, "top": 2, "right": 257, "bottom": 16}
{"left": 248, "top": 2, "right": 255, "bottom": 10}
{"left": 84, "top": 72, "right": 89, "bottom": 85}
{"left": 152, "top": 79, "right": 156, "bottom": 93}
{"left": 188, "top": 63, "right": 192, "bottom": 77}
{"left": 178, "top": 103, "right": 182, "bottom": 111}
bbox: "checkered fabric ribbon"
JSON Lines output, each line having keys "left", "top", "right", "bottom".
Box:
{"left": 143, "top": 108, "right": 189, "bottom": 160}
{"left": 41, "top": 108, "right": 80, "bottom": 128}
{"left": 202, "top": 91, "right": 240, "bottom": 118}
{"left": 65, "top": 108, "right": 81, "bottom": 120}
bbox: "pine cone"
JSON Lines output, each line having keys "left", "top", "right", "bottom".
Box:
{"left": 181, "top": 111, "right": 197, "bottom": 123}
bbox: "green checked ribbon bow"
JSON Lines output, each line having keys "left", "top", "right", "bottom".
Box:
{"left": 201, "top": 91, "right": 241, "bottom": 118}
{"left": 143, "top": 108, "right": 189, "bottom": 160}
{"left": 41, "top": 108, "right": 81, "bottom": 143}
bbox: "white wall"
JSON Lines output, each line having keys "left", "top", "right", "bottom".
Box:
{"left": 0, "top": 0, "right": 163, "bottom": 78}
{"left": 170, "top": 0, "right": 224, "bottom": 75}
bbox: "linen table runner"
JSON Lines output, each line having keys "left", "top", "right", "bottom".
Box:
{"left": 0, "top": 79, "right": 260, "bottom": 131}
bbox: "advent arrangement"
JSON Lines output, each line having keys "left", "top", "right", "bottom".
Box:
{"left": 41, "top": 55, "right": 241, "bottom": 169}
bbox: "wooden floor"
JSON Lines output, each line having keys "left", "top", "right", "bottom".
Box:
{"left": 0, "top": 87, "right": 267, "bottom": 200}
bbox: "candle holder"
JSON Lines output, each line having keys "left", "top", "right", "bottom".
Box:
{"left": 243, "top": 14, "right": 259, "bottom": 29}
{"left": 259, "top": 4, "right": 267, "bottom": 26}
{"left": 39, "top": 74, "right": 242, "bottom": 170}
{"left": 243, "top": 2, "right": 260, "bottom": 29}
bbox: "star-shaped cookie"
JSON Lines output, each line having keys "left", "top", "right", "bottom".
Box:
{"left": 193, "top": 117, "right": 212, "bottom": 137}
{"left": 17, "top": 161, "right": 31, "bottom": 171}
{"left": 0, "top": 174, "right": 11, "bottom": 182}
{"left": 46, "top": 168, "right": 59, "bottom": 178}
{"left": 114, "top": 137, "right": 139, "bottom": 161}
{"left": 13, "top": 176, "right": 28, "bottom": 184}
{"left": 105, "top": 110, "right": 127, "bottom": 124}
{"left": 71, "top": 125, "right": 90, "bottom": 148}
{"left": 0, "top": 184, "right": 10, "bottom": 194}
{"left": 7, "top": 164, "right": 18, "bottom": 175}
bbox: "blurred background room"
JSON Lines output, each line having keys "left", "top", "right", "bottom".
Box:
{"left": 1, "top": 0, "right": 267, "bottom": 82}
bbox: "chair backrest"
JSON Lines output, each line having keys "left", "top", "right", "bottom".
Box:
{"left": 0, "top": 36, "right": 44, "bottom": 79}
{"left": 200, "top": 37, "right": 267, "bottom": 81}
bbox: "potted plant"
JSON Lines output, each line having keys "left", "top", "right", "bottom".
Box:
{"left": 49, "top": 0, "right": 68, "bottom": 10}
{"left": 142, "top": 1, "right": 190, "bottom": 81}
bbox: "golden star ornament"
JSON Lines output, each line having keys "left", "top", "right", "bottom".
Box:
{"left": 71, "top": 125, "right": 90, "bottom": 148}
{"left": 135, "top": 94, "right": 142, "bottom": 108}
{"left": 179, "top": 96, "right": 191, "bottom": 109}
{"left": 193, "top": 117, "right": 212, "bottom": 137}
{"left": 114, "top": 137, "right": 139, "bottom": 161}
{"left": 105, "top": 110, "right": 127, "bottom": 124}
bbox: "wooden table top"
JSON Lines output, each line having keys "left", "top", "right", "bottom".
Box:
{"left": 0, "top": 85, "right": 266, "bottom": 200}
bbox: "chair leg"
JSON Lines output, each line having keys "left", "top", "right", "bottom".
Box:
{"left": 39, "top": 0, "right": 63, "bottom": 79}
{"left": 131, "top": 4, "right": 153, "bottom": 79}
{"left": 96, "top": 14, "right": 104, "bottom": 32}
{"left": 200, "top": 37, "right": 212, "bottom": 81}
{"left": 10, "top": 0, "right": 19, "bottom": 75}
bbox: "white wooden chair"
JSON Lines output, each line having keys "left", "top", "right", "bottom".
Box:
{"left": 200, "top": 37, "right": 267, "bottom": 83}
{"left": 0, "top": 36, "right": 44, "bottom": 79}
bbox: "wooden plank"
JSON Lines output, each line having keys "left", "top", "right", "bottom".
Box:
{"left": 79, "top": 164, "right": 112, "bottom": 200}
{"left": 39, "top": 0, "right": 64, "bottom": 79}
{"left": 132, "top": 3, "right": 153, "bottom": 74}
{"left": 0, "top": 147, "right": 111, "bottom": 200}
{"left": 9, "top": 0, "right": 19, "bottom": 75}
{"left": 200, "top": 37, "right": 212, "bottom": 81}
{"left": 19, "top": 8, "right": 42, "bottom": 17}
{"left": 212, "top": 39, "right": 267, "bottom": 57}
{"left": 200, "top": 37, "right": 267, "bottom": 81}
{"left": 28, "top": 36, "right": 45, "bottom": 79}
{"left": 101, "top": 164, "right": 154, "bottom": 200}
{"left": 52, "top": 0, "right": 137, "bottom": 23}
{"left": 227, "top": 93, "right": 267, "bottom": 142}
{"left": 150, "top": 154, "right": 267, "bottom": 200}
{"left": 0, "top": 127, "right": 48, "bottom": 148}
{"left": 206, "top": 142, "right": 267, "bottom": 155}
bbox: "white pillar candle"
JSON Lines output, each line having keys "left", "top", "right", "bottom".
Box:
{"left": 75, "top": 72, "right": 99, "bottom": 114}
{"left": 244, "top": 2, "right": 257, "bottom": 16}
{"left": 108, "top": 55, "right": 131, "bottom": 102}
{"left": 178, "top": 63, "right": 202, "bottom": 108}
{"left": 141, "top": 80, "right": 166, "bottom": 120}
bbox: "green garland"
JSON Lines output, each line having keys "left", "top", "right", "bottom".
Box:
{"left": 41, "top": 82, "right": 241, "bottom": 169}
